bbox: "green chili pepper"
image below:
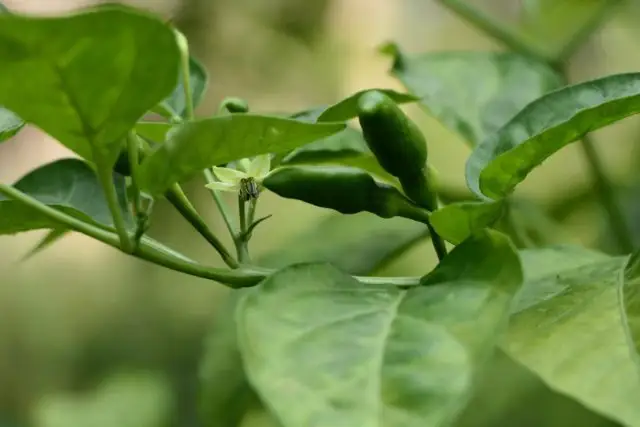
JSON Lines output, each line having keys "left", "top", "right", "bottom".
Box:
{"left": 262, "top": 165, "right": 430, "bottom": 223}
{"left": 357, "top": 90, "right": 437, "bottom": 210}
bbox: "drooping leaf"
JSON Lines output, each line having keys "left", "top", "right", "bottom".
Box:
{"left": 20, "top": 228, "right": 69, "bottom": 262}
{"left": 139, "top": 115, "right": 345, "bottom": 195}
{"left": 154, "top": 55, "right": 208, "bottom": 120}
{"left": 199, "top": 213, "right": 429, "bottom": 427}
{"left": 429, "top": 200, "right": 505, "bottom": 244}
{"left": 467, "top": 73, "right": 640, "bottom": 200}
{"left": 237, "top": 230, "right": 522, "bottom": 427}
{"left": 316, "top": 89, "right": 418, "bottom": 123}
{"left": 505, "top": 245, "right": 640, "bottom": 426}
{"left": 0, "top": 108, "right": 23, "bottom": 142}
{"left": 381, "top": 44, "right": 562, "bottom": 147}
{"left": 0, "top": 158, "right": 132, "bottom": 234}
{"left": 621, "top": 251, "right": 640, "bottom": 366}
{"left": 0, "top": 6, "right": 179, "bottom": 165}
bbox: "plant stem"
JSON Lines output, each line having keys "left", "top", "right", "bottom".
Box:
{"left": 578, "top": 134, "right": 634, "bottom": 253}
{"left": 126, "top": 131, "right": 143, "bottom": 216}
{"left": 96, "top": 158, "right": 134, "bottom": 253}
{"left": 204, "top": 168, "right": 237, "bottom": 238}
{"left": 236, "top": 195, "right": 250, "bottom": 262}
{"left": 165, "top": 184, "right": 239, "bottom": 268}
{"left": 426, "top": 222, "right": 448, "bottom": 261}
{"left": 176, "top": 29, "right": 195, "bottom": 121}
{"left": 435, "top": 0, "right": 554, "bottom": 66}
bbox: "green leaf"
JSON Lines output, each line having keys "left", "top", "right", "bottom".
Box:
{"left": 316, "top": 89, "right": 418, "bottom": 123}
{"left": 280, "top": 126, "right": 370, "bottom": 165}
{"left": 139, "top": 115, "right": 345, "bottom": 195}
{"left": 199, "top": 213, "right": 428, "bottom": 427}
{"left": 381, "top": 44, "right": 562, "bottom": 147}
{"left": 0, "top": 6, "right": 179, "bottom": 165}
{"left": 505, "top": 246, "right": 640, "bottom": 426}
{"left": 467, "top": 73, "right": 640, "bottom": 200}
{"left": 237, "top": 230, "right": 522, "bottom": 427}
{"left": 429, "top": 201, "right": 505, "bottom": 244}
{"left": 0, "top": 158, "right": 132, "bottom": 234}
{"left": 0, "top": 107, "right": 23, "bottom": 142}
{"left": 20, "top": 228, "right": 69, "bottom": 261}
{"left": 0, "top": 3, "right": 8, "bottom": 13}
{"left": 155, "top": 55, "right": 208, "bottom": 120}
{"left": 135, "top": 122, "right": 173, "bottom": 143}
{"left": 621, "top": 251, "right": 640, "bottom": 366}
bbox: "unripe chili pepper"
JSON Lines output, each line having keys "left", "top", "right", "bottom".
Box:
{"left": 357, "top": 90, "right": 437, "bottom": 210}
{"left": 262, "top": 165, "right": 430, "bottom": 223}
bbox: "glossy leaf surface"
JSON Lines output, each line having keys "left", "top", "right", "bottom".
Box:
{"left": 139, "top": 115, "right": 345, "bottom": 195}
{"left": 316, "top": 89, "right": 418, "bottom": 123}
{"left": 0, "top": 6, "right": 179, "bottom": 164}
{"left": 238, "top": 231, "right": 522, "bottom": 427}
{"left": 467, "top": 73, "right": 640, "bottom": 199}
{"left": 382, "top": 44, "right": 562, "bottom": 146}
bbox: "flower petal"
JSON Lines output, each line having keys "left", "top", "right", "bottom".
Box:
{"left": 212, "top": 166, "right": 247, "bottom": 184}
{"left": 205, "top": 181, "right": 239, "bottom": 192}
{"left": 248, "top": 154, "right": 271, "bottom": 179}
{"left": 236, "top": 158, "right": 252, "bottom": 173}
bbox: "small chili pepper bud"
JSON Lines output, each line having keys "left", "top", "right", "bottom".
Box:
{"left": 262, "top": 165, "right": 430, "bottom": 223}
{"left": 357, "top": 90, "right": 437, "bottom": 210}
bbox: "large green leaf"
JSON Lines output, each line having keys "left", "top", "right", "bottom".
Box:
{"left": 155, "top": 56, "right": 208, "bottom": 120}
{"left": 199, "top": 213, "right": 428, "bottom": 427}
{"left": 0, "top": 6, "right": 179, "bottom": 165}
{"left": 139, "top": 115, "right": 345, "bottom": 195}
{"left": 237, "top": 230, "right": 522, "bottom": 427}
{"left": 430, "top": 201, "right": 505, "bottom": 244}
{"left": 316, "top": 89, "right": 418, "bottom": 123}
{"left": 467, "top": 73, "right": 640, "bottom": 200}
{"left": 0, "top": 107, "right": 23, "bottom": 142}
{"left": 382, "top": 44, "right": 562, "bottom": 147}
{"left": 0, "top": 158, "right": 132, "bottom": 233}
{"left": 505, "top": 246, "right": 640, "bottom": 426}
{"left": 622, "top": 251, "right": 640, "bottom": 365}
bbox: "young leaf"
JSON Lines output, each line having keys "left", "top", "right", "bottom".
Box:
{"left": 621, "top": 251, "right": 640, "bottom": 365}
{"left": 138, "top": 115, "right": 345, "bottom": 195}
{"left": 0, "top": 6, "right": 179, "bottom": 165}
{"left": 155, "top": 56, "right": 208, "bottom": 120}
{"left": 237, "top": 230, "right": 522, "bottom": 427}
{"left": 429, "top": 201, "right": 505, "bottom": 244}
{"left": 467, "top": 73, "right": 640, "bottom": 200}
{"left": 316, "top": 89, "right": 418, "bottom": 123}
{"left": 0, "top": 108, "right": 24, "bottom": 143}
{"left": 381, "top": 44, "right": 562, "bottom": 147}
{"left": 505, "top": 246, "right": 640, "bottom": 426}
{"left": 20, "top": 228, "right": 69, "bottom": 261}
{"left": 199, "top": 213, "right": 428, "bottom": 427}
{"left": 0, "top": 158, "right": 132, "bottom": 233}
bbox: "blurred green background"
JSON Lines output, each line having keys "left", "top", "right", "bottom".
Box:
{"left": 1, "top": 0, "right": 640, "bottom": 426}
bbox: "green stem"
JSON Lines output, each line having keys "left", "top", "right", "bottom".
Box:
{"left": 176, "top": 29, "right": 195, "bottom": 121}
{"left": 553, "top": 0, "right": 622, "bottom": 62}
{"left": 165, "top": 184, "right": 239, "bottom": 268}
{"left": 236, "top": 195, "right": 250, "bottom": 263}
{"left": 578, "top": 134, "right": 634, "bottom": 253}
{"left": 126, "top": 131, "right": 143, "bottom": 216}
{"left": 96, "top": 158, "right": 134, "bottom": 253}
{"left": 204, "top": 168, "right": 237, "bottom": 238}
{"left": 435, "top": 0, "right": 555, "bottom": 66}
{"left": 426, "top": 222, "right": 448, "bottom": 261}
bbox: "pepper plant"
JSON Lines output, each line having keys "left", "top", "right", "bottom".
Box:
{"left": 1, "top": 1, "right": 640, "bottom": 426}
